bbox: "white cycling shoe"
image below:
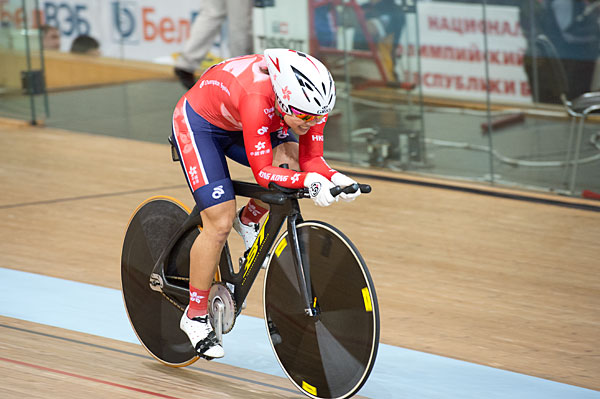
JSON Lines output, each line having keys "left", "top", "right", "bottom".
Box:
{"left": 180, "top": 306, "right": 224, "bottom": 359}
{"left": 233, "top": 207, "right": 269, "bottom": 271}
{"left": 232, "top": 207, "right": 260, "bottom": 251}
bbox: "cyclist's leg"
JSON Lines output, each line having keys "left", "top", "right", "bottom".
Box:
{"left": 190, "top": 201, "right": 236, "bottom": 293}
{"left": 172, "top": 98, "right": 237, "bottom": 357}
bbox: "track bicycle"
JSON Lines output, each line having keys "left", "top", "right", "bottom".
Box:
{"left": 121, "top": 171, "right": 380, "bottom": 399}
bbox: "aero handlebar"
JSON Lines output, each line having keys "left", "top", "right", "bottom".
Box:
{"left": 330, "top": 183, "right": 371, "bottom": 197}
{"left": 263, "top": 182, "right": 372, "bottom": 204}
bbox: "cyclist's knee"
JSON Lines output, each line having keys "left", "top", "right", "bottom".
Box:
{"left": 201, "top": 202, "right": 236, "bottom": 242}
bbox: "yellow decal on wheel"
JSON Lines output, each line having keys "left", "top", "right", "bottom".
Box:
{"left": 275, "top": 237, "right": 287, "bottom": 257}
{"left": 302, "top": 381, "right": 317, "bottom": 396}
{"left": 362, "top": 287, "right": 373, "bottom": 312}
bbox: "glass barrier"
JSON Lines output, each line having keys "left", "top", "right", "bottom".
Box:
{"left": 0, "top": 0, "right": 49, "bottom": 123}
{"left": 2, "top": 0, "right": 597, "bottom": 198}
{"left": 484, "top": 0, "right": 600, "bottom": 196}
{"left": 290, "top": 0, "right": 599, "bottom": 197}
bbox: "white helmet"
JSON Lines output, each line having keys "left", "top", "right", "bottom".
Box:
{"left": 264, "top": 48, "right": 336, "bottom": 116}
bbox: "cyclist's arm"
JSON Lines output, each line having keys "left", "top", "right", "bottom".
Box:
{"left": 298, "top": 116, "right": 337, "bottom": 180}
{"left": 240, "top": 96, "right": 308, "bottom": 189}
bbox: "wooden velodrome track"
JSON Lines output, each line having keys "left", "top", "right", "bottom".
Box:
{"left": 1, "top": 120, "right": 599, "bottom": 397}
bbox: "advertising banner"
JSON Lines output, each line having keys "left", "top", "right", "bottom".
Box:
{"left": 416, "top": 2, "right": 530, "bottom": 104}
{"left": 2, "top": 0, "right": 533, "bottom": 104}
{"left": 253, "top": 0, "right": 309, "bottom": 54}
{"left": 251, "top": 1, "right": 532, "bottom": 104}
{"left": 1, "top": 0, "right": 227, "bottom": 63}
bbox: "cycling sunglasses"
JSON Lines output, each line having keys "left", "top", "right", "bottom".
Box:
{"left": 289, "top": 106, "right": 327, "bottom": 122}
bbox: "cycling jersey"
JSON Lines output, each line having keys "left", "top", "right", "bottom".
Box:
{"left": 182, "top": 54, "right": 337, "bottom": 189}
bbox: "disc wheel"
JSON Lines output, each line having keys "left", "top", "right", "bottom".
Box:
{"left": 264, "top": 221, "right": 380, "bottom": 399}
{"left": 121, "top": 196, "right": 200, "bottom": 366}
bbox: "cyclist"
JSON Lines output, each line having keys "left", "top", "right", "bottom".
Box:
{"left": 171, "top": 48, "right": 361, "bottom": 359}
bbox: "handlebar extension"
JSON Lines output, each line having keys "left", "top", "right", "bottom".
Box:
{"left": 263, "top": 181, "right": 372, "bottom": 204}
{"left": 330, "top": 183, "right": 371, "bottom": 197}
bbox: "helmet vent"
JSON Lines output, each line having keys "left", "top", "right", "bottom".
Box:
{"left": 291, "top": 66, "right": 322, "bottom": 97}
{"left": 301, "top": 88, "right": 311, "bottom": 102}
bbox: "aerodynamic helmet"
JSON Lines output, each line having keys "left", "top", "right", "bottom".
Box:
{"left": 264, "top": 48, "right": 336, "bottom": 116}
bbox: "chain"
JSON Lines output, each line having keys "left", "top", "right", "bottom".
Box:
{"left": 167, "top": 275, "right": 189, "bottom": 281}
{"left": 161, "top": 292, "right": 185, "bottom": 312}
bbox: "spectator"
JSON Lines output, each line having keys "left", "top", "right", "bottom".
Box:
{"left": 352, "top": 0, "right": 406, "bottom": 82}
{"left": 520, "top": 0, "right": 600, "bottom": 103}
{"left": 70, "top": 35, "right": 100, "bottom": 56}
{"left": 41, "top": 25, "right": 60, "bottom": 51}
{"left": 174, "top": 0, "right": 254, "bottom": 89}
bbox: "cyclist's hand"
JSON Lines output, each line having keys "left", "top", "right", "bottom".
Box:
{"left": 331, "top": 172, "right": 360, "bottom": 202}
{"left": 304, "top": 172, "right": 338, "bottom": 207}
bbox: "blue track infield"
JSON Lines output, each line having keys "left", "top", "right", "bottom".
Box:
{"left": 1, "top": 268, "right": 598, "bottom": 399}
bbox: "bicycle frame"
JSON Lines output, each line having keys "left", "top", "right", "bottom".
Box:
{"left": 149, "top": 180, "right": 317, "bottom": 317}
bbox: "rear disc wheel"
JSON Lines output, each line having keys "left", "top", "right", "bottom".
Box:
{"left": 121, "top": 196, "right": 199, "bottom": 366}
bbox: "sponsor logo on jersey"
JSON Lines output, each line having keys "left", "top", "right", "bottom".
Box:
{"left": 212, "top": 185, "right": 225, "bottom": 199}
{"left": 188, "top": 166, "right": 199, "bottom": 185}
{"left": 277, "top": 129, "right": 289, "bottom": 139}
{"left": 257, "top": 126, "right": 269, "bottom": 135}
{"left": 259, "top": 170, "right": 288, "bottom": 182}
{"left": 198, "top": 79, "right": 231, "bottom": 96}
{"left": 264, "top": 106, "right": 275, "bottom": 119}
{"left": 250, "top": 149, "right": 271, "bottom": 157}
{"left": 255, "top": 141, "right": 266, "bottom": 151}
{"left": 250, "top": 140, "right": 271, "bottom": 157}
{"left": 311, "top": 135, "right": 324, "bottom": 142}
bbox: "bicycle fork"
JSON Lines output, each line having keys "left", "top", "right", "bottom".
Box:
{"left": 287, "top": 213, "right": 317, "bottom": 317}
